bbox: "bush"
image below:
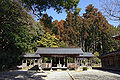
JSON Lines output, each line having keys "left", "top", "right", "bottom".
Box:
{"left": 83, "top": 67, "right": 88, "bottom": 71}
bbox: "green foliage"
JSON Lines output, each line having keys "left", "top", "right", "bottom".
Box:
{"left": 21, "top": 0, "right": 80, "bottom": 17}
{"left": 59, "top": 41, "right": 69, "bottom": 48}
{"left": 62, "top": 11, "right": 83, "bottom": 47}
{"left": 81, "top": 4, "right": 118, "bottom": 53}
{"left": 39, "top": 14, "right": 53, "bottom": 33}
{"left": 52, "top": 20, "right": 59, "bottom": 35}
{"left": 93, "top": 52, "right": 101, "bottom": 64}
{"left": 68, "top": 57, "right": 74, "bottom": 63}
{"left": 83, "top": 67, "right": 88, "bottom": 71}
{"left": 37, "top": 32, "right": 59, "bottom": 47}
{"left": 0, "top": 0, "right": 44, "bottom": 71}
{"left": 94, "top": 52, "right": 99, "bottom": 57}
{"left": 43, "top": 57, "right": 51, "bottom": 63}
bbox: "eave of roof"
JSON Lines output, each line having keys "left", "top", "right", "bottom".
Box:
{"left": 112, "top": 34, "right": 120, "bottom": 38}
{"left": 100, "top": 51, "right": 120, "bottom": 57}
{"left": 112, "top": 34, "right": 120, "bottom": 40}
{"left": 78, "top": 52, "right": 94, "bottom": 57}
{"left": 20, "top": 53, "right": 40, "bottom": 58}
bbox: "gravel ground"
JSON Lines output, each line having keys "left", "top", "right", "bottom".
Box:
{"left": 46, "top": 71, "right": 72, "bottom": 80}
{"left": 69, "top": 69, "right": 120, "bottom": 80}
{"left": 0, "top": 70, "right": 47, "bottom": 80}
{"left": 0, "top": 69, "right": 120, "bottom": 80}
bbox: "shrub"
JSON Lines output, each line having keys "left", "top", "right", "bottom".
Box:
{"left": 83, "top": 67, "right": 88, "bottom": 71}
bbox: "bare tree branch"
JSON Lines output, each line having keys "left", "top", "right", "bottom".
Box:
{"left": 100, "top": 0, "right": 120, "bottom": 21}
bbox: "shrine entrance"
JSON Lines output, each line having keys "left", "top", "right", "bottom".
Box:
{"left": 52, "top": 57, "right": 67, "bottom": 68}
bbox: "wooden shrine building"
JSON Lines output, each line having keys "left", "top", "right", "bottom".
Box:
{"left": 21, "top": 48, "right": 94, "bottom": 70}
{"left": 100, "top": 34, "right": 120, "bottom": 70}
{"left": 20, "top": 53, "right": 41, "bottom": 69}
{"left": 100, "top": 51, "right": 120, "bottom": 70}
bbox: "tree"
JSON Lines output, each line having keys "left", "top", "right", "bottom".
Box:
{"left": 83, "top": 4, "right": 117, "bottom": 54}
{"left": 56, "top": 20, "right": 65, "bottom": 40}
{"left": 37, "top": 32, "right": 69, "bottom": 48}
{"left": 0, "top": 0, "right": 44, "bottom": 70}
{"left": 59, "top": 41, "right": 69, "bottom": 47}
{"left": 39, "top": 14, "right": 53, "bottom": 33}
{"left": 100, "top": 0, "right": 120, "bottom": 21}
{"left": 37, "top": 32, "right": 59, "bottom": 47}
{"left": 20, "top": 0, "right": 80, "bottom": 17}
{"left": 117, "top": 24, "right": 120, "bottom": 28}
{"left": 64, "top": 11, "right": 82, "bottom": 47}
{"left": 52, "top": 20, "right": 59, "bottom": 35}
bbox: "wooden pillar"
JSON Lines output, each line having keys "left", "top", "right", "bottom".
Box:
{"left": 34, "top": 59, "right": 35, "bottom": 66}
{"left": 90, "top": 58, "right": 92, "bottom": 66}
{"left": 40, "top": 57, "right": 43, "bottom": 70}
{"left": 50, "top": 57, "right": 53, "bottom": 71}
{"left": 29, "top": 59, "right": 31, "bottom": 66}
{"left": 66, "top": 57, "right": 68, "bottom": 67}
{"left": 22, "top": 59, "right": 23, "bottom": 65}
{"left": 37, "top": 59, "right": 39, "bottom": 66}
{"left": 74, "top": 57, "right": 77, "bottom": 69}
{"left": 87, "top": 58, "right": 89, "bottom": 66}
{"left": 115, "top": 54, "right": 118, "bottom": 68}
{"left": 22, "top": 59, "right": 24, "bottom": 69}
{"left": 83, "top": 58, "right": 84, "bottom": 66}
{"left": 38, "top": 59, "right": 40, "bottom": 67}
{"left": 63, "top": 57, "right": 65, "bottom": 67}
{"left": 74, "top": 57, "right": 75, "bottom": 63}
{"left": 41, "top": 57, "right": 43, "bottom": 63}
{"left": 26, "top": 59, "right": 27, "bottom": 66}
{"left": 88, "top": 58, "right": 90, "bottom": 66}
{"left": 80, "top": 59, "right": 82, "bottom": 66}
{"left": 51, "top": 57, "right": 52, "bottom": 68}
{"left": 59, "top": 57, "right": 60, "bottom": 64}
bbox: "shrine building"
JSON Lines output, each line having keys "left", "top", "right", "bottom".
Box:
{"left": 21, "top": 48, "right": 94, "bottom": 70}
{"left": 100, "top": 34, "right": 120, "bottom": 70}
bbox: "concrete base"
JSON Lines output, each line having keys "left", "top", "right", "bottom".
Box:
{"left": 40, "top": 69, "right": 44, "bottom": 72}
{"left": 66, "top": 69, "right": 69, "bottom": 72}
{"left": 50, "top": 69, "right": 53, "bottom": 72}
{"left": 57, "top": 69, "right": 62, "bottom": 72}
{"left": 88, "top": 66, "right": 92, "bottom": 69}
{"left": 75, "top": 67, "right": 82, "bottom": 72}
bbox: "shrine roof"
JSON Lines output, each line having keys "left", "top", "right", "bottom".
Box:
{"left": 36, "top": 48, "right": 84, "bottom": 55}
{"left": 20, "top": 53, "right": 40, "bottom": 58}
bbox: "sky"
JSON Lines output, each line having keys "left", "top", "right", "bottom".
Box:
{"left": 34, "top": 0, "right": 119, "bottom": 27}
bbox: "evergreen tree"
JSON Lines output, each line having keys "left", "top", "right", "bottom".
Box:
{"left": 83, "top": 4, "right": 116, "bottom": 53}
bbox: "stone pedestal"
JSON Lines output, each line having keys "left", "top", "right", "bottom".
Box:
{"left": 57, "top": 69, "right": 62, "bottom": 72}
{"left": 75, "top": 67, "right": 82, "bottom": 72}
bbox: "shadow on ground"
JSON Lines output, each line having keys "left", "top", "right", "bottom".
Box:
{"left": 0, "top": 70, "right": 46, "bottom": 80}
{"left": 93, "top": 67, "right": 120, "bottom": 75}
